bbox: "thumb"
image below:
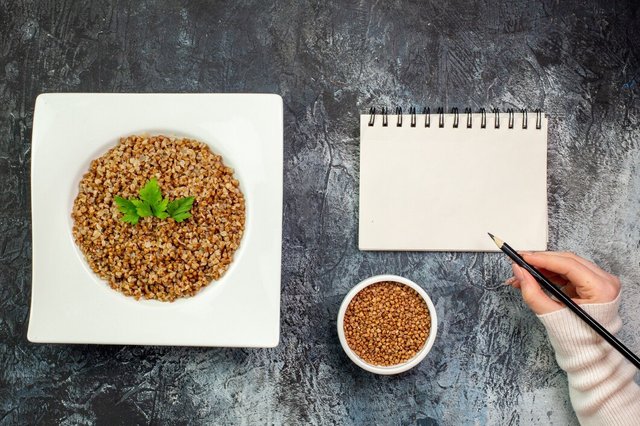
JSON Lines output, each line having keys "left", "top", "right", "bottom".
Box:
{"left": 513, "top": 264, "right": 562, "bottom": 315}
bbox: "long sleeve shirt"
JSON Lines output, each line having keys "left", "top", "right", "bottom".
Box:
{"left": 537, "top": 296, "right": 640, "bottom": 425}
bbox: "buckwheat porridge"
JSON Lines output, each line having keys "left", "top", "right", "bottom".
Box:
{"left": 71, "top": 135, "right": 245, "bottom": 301}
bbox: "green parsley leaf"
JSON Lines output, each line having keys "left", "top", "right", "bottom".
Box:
{"left": 114, "top": 196, "right": 140, "bottom": 225}
{"left": 171, "top": 212, "right": 192, "bottom": 222}
{"left": 122, "top": 213, "right": 140, "bottom": 224}
{"left": 114, "top": 180, "right": 195, "bottom": 225}
{"left": 114, "top": 195, "right": 137, "bottom": 215}
{"left": 131, "top": 199, "right": 153, "bottom": 217}
{"left": 167, "top": 196, "right": 195, "bottom": 222}
{"left": 139, "top": 178, "right": 163, "bottom": 206}
{"left": 151, "top": 197, "right": 169, "bottom": 217}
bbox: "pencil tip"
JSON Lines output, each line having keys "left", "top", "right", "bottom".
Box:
{"left": 488, "top": 232, "right": 504, "bottom": 248}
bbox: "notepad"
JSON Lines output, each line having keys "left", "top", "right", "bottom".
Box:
{"left": 359, "top": 109, "right": 548, "bottom": 251}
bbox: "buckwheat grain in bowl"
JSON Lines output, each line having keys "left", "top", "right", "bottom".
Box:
{"left": 71, "top": 135, "right": 245, "bottom": 302}
{"left": 337, "top": 275, "right": 438, "bottom": 375}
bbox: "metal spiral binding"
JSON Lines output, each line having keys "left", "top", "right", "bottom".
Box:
{"left": 367, "top": 107, "right": 543, "bottom": 129}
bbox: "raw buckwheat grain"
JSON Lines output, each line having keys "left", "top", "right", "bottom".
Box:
{"left": 343, "top": 281, "right": 431, "bottom": 366}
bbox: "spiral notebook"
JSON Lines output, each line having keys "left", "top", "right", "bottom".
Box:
{"left": 359, "top": 108, "right": 548, "bottom": 252}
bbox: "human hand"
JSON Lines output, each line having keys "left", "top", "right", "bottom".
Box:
{"left": 506, "top": 252, "right": 621, "bottom": 315}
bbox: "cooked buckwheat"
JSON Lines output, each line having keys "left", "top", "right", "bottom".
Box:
{"left": 71, "top": 135, "right": 245, "bottom": 302}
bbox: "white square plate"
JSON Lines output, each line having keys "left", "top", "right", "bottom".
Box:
{"left": 28, "top": 93, "right": 282, "bottom": 347}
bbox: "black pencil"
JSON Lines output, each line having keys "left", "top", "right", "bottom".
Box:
{"left": 488, "top": 232, "right": 640, "bottom": 370}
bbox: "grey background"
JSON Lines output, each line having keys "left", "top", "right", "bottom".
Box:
{"left": 1, "top": 0, "right": 639, "bottom": 424}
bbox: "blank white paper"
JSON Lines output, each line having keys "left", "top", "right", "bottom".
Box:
{"left": 358, "top": 113, "right": 548, "bottom": 251}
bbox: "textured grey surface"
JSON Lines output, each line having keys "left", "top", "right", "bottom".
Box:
{"left": 1, "top": 0, "right": 640, "bottom": 424}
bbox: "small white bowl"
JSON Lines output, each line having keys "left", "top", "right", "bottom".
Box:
{"left": 337, "top": 274, "right": 438, "bottom": 375}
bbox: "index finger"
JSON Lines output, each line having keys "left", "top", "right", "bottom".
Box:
{"left": 531, "top": 251, "right": 613, "bottom": 281}
{"left": 521, "top": 252, "right": 599, "bottom": 287}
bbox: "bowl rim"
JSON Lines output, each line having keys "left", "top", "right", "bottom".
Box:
{"left": 337, "top": 274, "right": 438, "bottom": 375}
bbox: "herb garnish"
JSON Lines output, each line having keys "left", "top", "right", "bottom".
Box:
{"left": 114, "top": 178, "right": 194, "bottom": 225}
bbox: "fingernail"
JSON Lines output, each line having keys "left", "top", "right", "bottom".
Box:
{"left": 513, "top": 265, "right": 523, "bottom": 280}
{"left": 503, "top": 277, "right": 516, "bottom": 286}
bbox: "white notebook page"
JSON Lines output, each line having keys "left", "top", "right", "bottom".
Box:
{"left": 359, "top": 112, "right": 548, "bottom": 251}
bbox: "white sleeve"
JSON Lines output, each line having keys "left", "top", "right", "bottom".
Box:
{"left": 537, "top": 295, "right": 640, "bottom": 426}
